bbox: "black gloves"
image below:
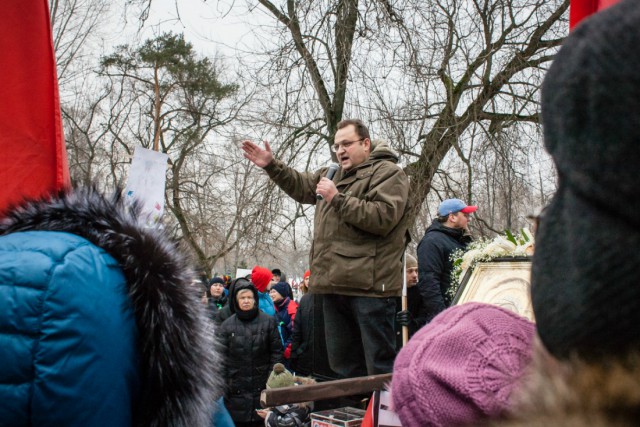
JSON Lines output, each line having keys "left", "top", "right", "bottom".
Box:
{"left": 396, "top": 310, "right": 413, "bottom": 326}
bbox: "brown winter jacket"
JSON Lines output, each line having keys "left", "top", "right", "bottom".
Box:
{"left": 264, "top": 142, "right": 410, "bottom": 297}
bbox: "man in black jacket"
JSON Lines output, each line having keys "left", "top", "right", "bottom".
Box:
{"left": 416, "top": 199, "right": 476, "bottom": 326}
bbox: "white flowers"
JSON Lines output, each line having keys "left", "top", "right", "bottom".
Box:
{"left": 514, "top": 241, "right": 534, "bottom": 256}
{"left": 448, "top": 228, "right": 535, "bottom": 301}
{"left": 460, "top": 249, "right": 481, "bottom": 271}
{"left": 483, "top": 238, "right": 517, "bottom": 257}
{"left": 458, "top": 231, "right": 533, "bottom": 271}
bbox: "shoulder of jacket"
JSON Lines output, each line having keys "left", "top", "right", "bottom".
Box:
{"left": 422, "top": 227, "right": 447, "bottom": 240}
{"left": 266, "top": 313, "right": 280, "bottom": 325}
{"left": 352, "top": 159, "right": 404, "bottom": 181}
{"left": 371, "top": 158, "right": 403, "bottom": 172}
{"left": 219, "top": 315, "right": 236, "bottom": 329}
{"left": 0, "top": 232, "right": 115, "bottom": 344}
{"left": 256, "top": 311, "right": 271, "bottom": 321}
{"left": 287, "top": 301, "right": 298, "bottom": 315}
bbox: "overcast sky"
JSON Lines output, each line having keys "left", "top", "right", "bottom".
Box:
{"left": 137, "top": 0, "right": 265, "bottom": 58}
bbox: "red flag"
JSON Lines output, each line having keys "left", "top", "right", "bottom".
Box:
{"left": 570, "top": 0, "right": 621, "bottom": 30}
{"left": 0, "top": 0, "right": 70, "bottom": 216}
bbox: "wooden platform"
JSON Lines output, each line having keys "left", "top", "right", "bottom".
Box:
{"left": 260, "top": 373, "right": 392, "bottom": 408}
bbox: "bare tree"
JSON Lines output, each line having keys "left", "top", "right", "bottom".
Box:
{"left": 99, "top": 32, "right": 265, "bottom": 273}
{"left": 50, "top": 0, "right": 138, "bottom": 189}
{"left": 53, "top": 0, "right": 568, "bottom": 274}
{"left": 50, "top": 0, "right": 110, "bottom": 84}
{"left": 230, "top": 0, "right": 567, "bottom": 238}
{"left": 362, "top": 0, "right": 568, "bottom": 226}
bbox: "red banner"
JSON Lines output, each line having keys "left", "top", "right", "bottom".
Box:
{"left": 0, "top": 0, "right": 70, "bottom": 216}
{"left": 570, "top": 0, "right": 621, "bottom": 30}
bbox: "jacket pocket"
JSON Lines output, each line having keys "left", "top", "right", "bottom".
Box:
{"left": 328, "top": 241, "right": 376, "bottom": 290}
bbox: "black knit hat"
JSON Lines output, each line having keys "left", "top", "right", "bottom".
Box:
{"left": 209, "top": 277, "right": 225, "bottom": 286}
{"left": 532, "top": 0, "right": 640, "bottom": 360}
{"left": 271, "top": 282, "right": 289, "bottom": 299}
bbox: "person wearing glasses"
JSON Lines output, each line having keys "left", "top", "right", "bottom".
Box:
{"left": 241, "top": 119, "right": 410, "bottom": 378}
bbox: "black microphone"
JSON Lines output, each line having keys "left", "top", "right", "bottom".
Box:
{"left": 316, "top": 163, "right": 340, "bottom": 200}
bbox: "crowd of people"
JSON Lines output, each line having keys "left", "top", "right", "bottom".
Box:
{"left": 202, "top": 229, "right": 480, "bottom": 427}
{"left": 199, "top": 267, "right": 311, "bottom": 426}
{"left": 2, "top": 1, "right": 640, "bottom": 426}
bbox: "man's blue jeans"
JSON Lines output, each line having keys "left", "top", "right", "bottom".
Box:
{"left": 322, "top": 294, "right": 397, "bottom": 378}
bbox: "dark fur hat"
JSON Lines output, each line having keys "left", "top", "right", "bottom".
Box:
{"left": 499, "top": 342, "right": 640, "bottom": 426}
{"left": 0, "top": 186, "right": 220, "bottom": 426}
{"left": 533, "top": 0, "right": 640, "bottom": 360}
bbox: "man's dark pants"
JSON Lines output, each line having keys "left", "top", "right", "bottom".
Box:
{"left": 322, "top": 294, "right": 397, "bottom": 378}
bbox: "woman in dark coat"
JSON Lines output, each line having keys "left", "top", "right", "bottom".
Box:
{"left": 219, "top": 279, "right": 283, "bottom": 427}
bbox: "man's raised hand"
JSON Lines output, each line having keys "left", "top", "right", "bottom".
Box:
{"left": 241, "top": 140, "right": 273, "bottom": 168}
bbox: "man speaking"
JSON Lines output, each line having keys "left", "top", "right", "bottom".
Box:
{"left": 241, "top": 119, "right": 410, "bottom": 377}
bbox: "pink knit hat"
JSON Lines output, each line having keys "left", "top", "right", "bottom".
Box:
{"left": 392, "top": 302, "right": 535, "bottom": 427}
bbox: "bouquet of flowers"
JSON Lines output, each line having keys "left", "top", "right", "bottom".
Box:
{"left": 448, "top": 228, "right": 534, "bottom": 301}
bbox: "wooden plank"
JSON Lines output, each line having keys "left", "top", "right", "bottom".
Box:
{"left": 260, "top": 373, "right": 392, "bottom": 408}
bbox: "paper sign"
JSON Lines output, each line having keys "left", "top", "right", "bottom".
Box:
{"left": 125, "top": 146, "right": 169, "bottom": 225}
{"left": 235, "top": 268, "right": 252, "bottom": 280}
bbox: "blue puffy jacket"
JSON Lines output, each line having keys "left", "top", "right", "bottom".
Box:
{"left": 0, "top": 187, "right": 222, "bottom": 427}
{"left": 0, "top": 231, "right": 140, "bottom": 426}
{"left": 258, "top": 290, "right": 276, "bottom": 316}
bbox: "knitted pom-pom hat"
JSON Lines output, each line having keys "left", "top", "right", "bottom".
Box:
{"left": 266, "top": 363, "right": 295, "bottom": 389}
{"left": 392, "top": 302, "right": 535, "bottom": 427}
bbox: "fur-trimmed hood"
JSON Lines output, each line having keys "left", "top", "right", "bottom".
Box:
{"left": 0, "top": 186, "right": 220, "bottom": 427}
{"left": 495, "top": 341, "right": 640, "bottom": 426}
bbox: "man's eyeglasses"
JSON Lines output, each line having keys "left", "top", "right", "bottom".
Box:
{"left": 331, "top": 138, "right": 365, "bottom": 153}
